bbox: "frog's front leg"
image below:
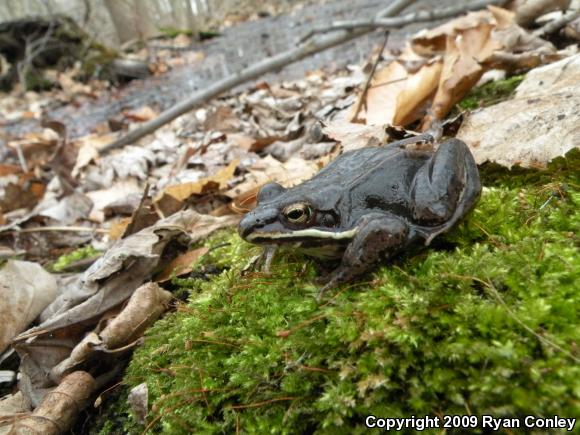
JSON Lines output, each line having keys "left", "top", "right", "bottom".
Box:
{"left": 242, "top": 245, "right": 278, "bottom": 274}
{"left": 317, "top": 213, "right": 408, "bottom": 299}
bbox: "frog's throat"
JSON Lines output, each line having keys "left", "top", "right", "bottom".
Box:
{"left": 246, "top": 227, "right": 358, "bottom": 242}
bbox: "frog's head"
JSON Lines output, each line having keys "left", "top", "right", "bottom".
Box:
{"left": 238, "top": 182, "right": 353, "bottom": 245}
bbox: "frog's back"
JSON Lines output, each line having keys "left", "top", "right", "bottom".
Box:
{"left": 309, "top": 146, "right": 430, "bottom": 223}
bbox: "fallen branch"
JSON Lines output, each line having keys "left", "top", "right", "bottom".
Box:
{"left": 102, "top": 0, "right": 504, "bottom": 154}
{"left": 534, "top": 8, "right": 580, "bottom": 37}
{"left": 298, "top": 0, "right": 508, "bottom": 42}
{"left": 14, "top": 226, "right": 108, "bottom": 234}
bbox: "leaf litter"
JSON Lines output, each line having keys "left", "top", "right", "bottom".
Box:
{"left": 0, "top": 1, "right": 579, "bottom": 432}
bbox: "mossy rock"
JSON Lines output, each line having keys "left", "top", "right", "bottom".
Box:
{"left": 98, "top": 151, "right": 580, "bottom": 434}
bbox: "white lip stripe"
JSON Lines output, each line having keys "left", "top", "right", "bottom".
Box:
{"left": 247, "top": 227, "right": 358, "bottom": 241}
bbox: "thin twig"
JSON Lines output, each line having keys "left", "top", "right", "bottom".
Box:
{"left": 103, "top": 0, "right": 513, "bottom": 154}
{"left": 17, "top": 16, "right": 57, "bottom": 91}
{"left": 14, "top": 143, "right": 29, "bottom": 173}
{"left": 300, "top": 0, "right": 508, "bottom": 42}
{"left": 100, "top": 0, "right": 417, "bottom": 154}
{"left": 351, "top": 31, "right": 390, "bottom": 122}
{"left": 534, "top": 8, "right": 580, "bottom": 37}
{"left": 14, "top": 226, "right": 108, "bottom": 234}
{"left": 230, "top": 396, "right": 297, "bottom": 410}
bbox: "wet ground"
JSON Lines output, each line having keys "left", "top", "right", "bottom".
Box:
{"left": 6, "top": 0, "right": 458, "bottom": 139}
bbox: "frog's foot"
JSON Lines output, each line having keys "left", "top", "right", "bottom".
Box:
{"left": 312, "top": 261, "right": 337, "bottom": 285}
{"left": 241, "top": 245, "right": 278, "bottom": 274}
{"left": 315, "top": 273, "right": 347, "bottom": 302}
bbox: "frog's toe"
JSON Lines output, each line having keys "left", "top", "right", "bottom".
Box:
{"left": 315, "top": 269, "right": 351, "bottom": 301}
{"left": 316, "top": 281, "right": 336, "bottom": 302}
{"left": 314, "top": 272, "right": 332, "bottom": 285}
{"left": 241, "top": 246, "right": 278, "bottom": 274}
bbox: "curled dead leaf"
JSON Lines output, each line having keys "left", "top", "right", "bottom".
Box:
{"left": 226, "top": 156, "right": 319, "bottom": 211}
{"left": 0, "top": 261, "right": 58, "bottom": 354}
{"left": 154, "top": 159, "right": 238, "bottom": 217}
{"left": 155, "top": 247, "right": 209, "bottom": 282}
{"left": 8, "top": 371, "right": 96, "bottom": 435}
{"left": 422, "top": 23, "right": 498, "bottom": 130}
{"left": 122, "top": 106, "right": 158, "bottom": 122}
{"left": 352, "top": 50, "right": 443, "bottom": 127}
{"left": 50, "top": 282, "right": 172, "bottom": 382}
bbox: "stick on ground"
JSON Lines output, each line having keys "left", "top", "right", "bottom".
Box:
{"left": 350, "top": 31, "right": 390, "bottom": 123}
{"left": 102, "top": 0, "right": 507, "bottom": 154}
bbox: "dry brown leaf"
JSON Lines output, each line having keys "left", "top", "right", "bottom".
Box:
{"left": 17, "top": 210, "right": 237, "bottom": 342}
{"left": 57, "top": 71, "right": 93, "bottom": 97}
{"left": 204, "top": 106, "right": 241, "bottom": 132}
{"left": 7, "top": 129, "right": 60, "bottom": 167}
{"left": 349, "top": 44, "right": 442, "bottom": 127}
{"left": 13, "top": 210, "right": 237, "bottom": 404}
{"left": 411, "top": 10, "right": 492, "bottom": 54}
{"left": 0, "top": 392, "right": 31, "bottom": 429}
{"left": 423, "top": 23, "right": 498, "bottom": 130}
{"left": 0, "top": 165, "right": 21, "bottom": 177}
{"left": 0, "top": 261, "right": 58, "bottom": 354}
{"left": 226, "top": 155, "right": 319, "bottom": 211}
{"left": 457, "top": 54, "right": 580, "bottom": 168}
{"left": 86, "top": 179, "right": 142, "bottom": 223}
{"left": 50, "top": 282, "right": 172, "bottom": 382}
{"left": 361, "top": 55, "right": 442, "bottom": 125}
{"left": 108, "top": 217, "right": 132, "bottom": 240}
{"left": 154, "top": 159, "right": 238, "bottom": 216}
{"left": 0, "top": 180, "right": 44, "bottom": 214}
{"left": 322, "top": 121, "right": 385, "bottom": 151}
{"left": 391, "top": 60, "right": 442, "bottom": 126}
{"left": 71, "top": 133, "right": 116, "bottom": 177}
{"left": 489, "top": 6, "right": 554, "bottom": 54}
{"left": 227, "top": 133, "right": 257, "bottom": 151}
{"left": 510, "top": 0, "right": 571, "bottom": 26}
{"left": 123, "top": 106, "right": 158, "bottom": 122}
{"left": 8, "top": 371, "right": 96, "bottom": 435}
{"left": 155, "top": 247, "right": 209, "bottom": 282}
{"left": 121, "top": 187, "right": 159, "bottom": 239}
{"left": 407, "top": 5, "right": 555, "bottom": 129}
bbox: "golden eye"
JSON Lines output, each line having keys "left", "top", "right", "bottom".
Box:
{"left": 284, "top": 203, "right": 312, "bottom": 224}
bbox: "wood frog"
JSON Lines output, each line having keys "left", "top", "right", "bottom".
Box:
{"left": 238, "top": 138, "right": 481, "bottom": 296}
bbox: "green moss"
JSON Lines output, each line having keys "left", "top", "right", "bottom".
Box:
{"left": 24, "top": 71, "right": 55, "bottom": 91}
{"left": 457, "top": 75, "right": 525, "bottom": 111}
{"left": 79, "top": 44, "right": 119, "bottom": 78}
{"left": 158, "top": 27, "right": 195, "bottom": 38}
{"left": 107, "top": 151, "right": 580, "bottom": 434}
{"left": 50, "top": 245, "right": 100, "bottom": 273}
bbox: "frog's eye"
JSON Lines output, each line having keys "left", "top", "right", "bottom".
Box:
{"left": 283, "top": 203, "right": 312, "bottom": 224}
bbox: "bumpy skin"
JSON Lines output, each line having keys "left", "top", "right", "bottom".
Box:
{"left": 238, "top": 139, "right": 481, "bottom": 292}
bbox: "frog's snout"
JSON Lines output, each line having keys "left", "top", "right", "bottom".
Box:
{"left": 238, "top": 207, "right": 279, "bottom": 240}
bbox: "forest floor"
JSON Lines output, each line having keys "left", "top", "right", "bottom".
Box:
{"left": 0, "top": 0, "right": 579, "bottom": 433}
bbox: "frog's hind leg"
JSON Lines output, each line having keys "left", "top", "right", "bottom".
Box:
{"left": 410, "top": 138, "right": 481, "bottom": 244}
